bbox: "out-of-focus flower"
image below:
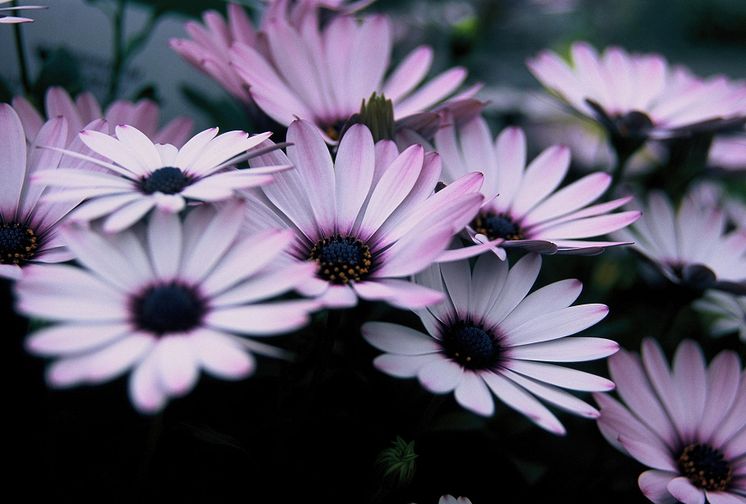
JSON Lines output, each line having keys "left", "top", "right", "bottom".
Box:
{"left": 363, "top": 253, "right": 618, "bottom": 434}
{"left": 170, "top": 1, "right": 374, "bottom": 104}
{"left": 0, "top": 104, "right": 94, "bottom": 279}
{"left": 709, "top": 131, "right": 746, "bottom": 172}
{"left": 410, "top": 496, "right": 473, "bottom": 504}
{"left": 13, "top": 87, "right": 194, "bottom": 147}
{"left": 0, "top": 0, "right": 45, "bottom": 24}
{"left": 616, "top": 191, "right": 746, "bottom": 293}
{"left": 435, "top": 120, "right": 640, "bottom": 258}
{"left": 16, "top": 202, "right": 319, "bottom": 413}
{"left": 33, "top": 125, "right": 289, "bottom": 233}
{"left": 527, "top": 42, "right": 746, "bottom": 160}
{"left": 594, "top": 339, "right": 746, "bottom": 504}
{"left": 689, "top": 181, "right": 746, "bottom": 231}
{"left": 229, "top": 12, "right": 476, "bottom": 142}
{"left": 242, "top": 120, "right": 488, "bottom": 309}
{"left": 694, "top": 291, "right": 746, "bottom": 342}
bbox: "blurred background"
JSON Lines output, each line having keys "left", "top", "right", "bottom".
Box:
{"left": 2, "top": 0, "right": 745, "bottom": 131}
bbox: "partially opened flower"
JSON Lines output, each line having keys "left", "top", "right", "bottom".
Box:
{"left": 615, "top": 191, "right": 746, "bottom": 293}
{"left": 33, "top": 125, "right": 289, "bottom": 232}
{"left": 229, "top": 12, "right": 475, "bottom": 142}
{"left": 363, "top": 253, "right": 618, "bottom": 434}
{"left": 0, "top": 104, "right": 83, "bottom": 279}
{"left": 527, "top": 42, "right": 746, "bottom": 159}
{"left": 435, "top": 120, "right": 640, "bottom": 257}
{"left": 243, "top": 120, "right": 487, "bottom": 309}
{"left": 13, "top": 86, "right": 193, "bottom": 147}
{"left": 0, "top": 0, "right": 45, "bottom": 24}
{"left": 694, "top": 291, "right": 746, "bottom": 342}
{"left": 438, "top": 497, "right": 472, "bottom": 504}
{"left": 594, "top": 339, "right": 746, "bottom": 504}
{"left": 16, "top": 202, "right": 319, "bottom": 413}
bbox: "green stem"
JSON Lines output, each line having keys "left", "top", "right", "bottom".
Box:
{"left": 11, "top": 1, "right": 31, "bottom": 95}
{"left": 107, "top": 0, "right": 127, "bottom": 104}
{"left": 609, "top": 149, "right": 631, "bottom": 194}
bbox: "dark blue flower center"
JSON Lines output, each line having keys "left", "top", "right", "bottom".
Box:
{"left": 133, "top": 282, "right": 205, "bottom": 335}
{"left": 309, "top": 235, "right": 373, "bottom": 284}
{"left": 442, "top": 321, "right": 503, "bottom": 370}
{"left": 613, "top": 110, "right": 654, "bottom": 138}
{"left": 678, "top": 443, "right": 733, "bottom": 492}
{"left": 472, "top": 212, "right": 523, "bottom": 240}
{"left": 140, "top": 167, "right": 192, "bottom": 195}
{"left": 0, "top": 222, "right": 38, "bottom": 265}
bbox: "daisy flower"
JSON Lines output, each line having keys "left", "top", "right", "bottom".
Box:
{"left": 0, "top": 0, "right": 45, "bottom": 24}
{"left": 527, "top": 42, "right": 746, "bottom": 158}
{"left": 33, "top": 125, "right": 289, "bottom": 232}
{"left": 615, "top": 191, "right": 746, "bottom": 293}
{"left": 243, "top": 119, "right": 488, "bottom": 309}
{"left": 16, "top": 202, "right": 319, "bottom": 413}
{"left": 13, "top": 86, "right": 193, "bottom": 147}
{"left": 229, "top": 12, "right": 475, "bottom": 142}
{"left": 594, "top": 339, "right": 746, "bottom": 504}
{"left": 0, "top": 104, "right": 83, "bottom": 279}
{"left": 170, "top": 1, "right": 373, "bottom": 104}
{"left": 694, "top": 291, "right": 746, "bottom": 342}
{"left": 363, "top": 253, "right": 618, "bottom": 434}
{"left": 435, "top": 120, "right": 641, "bottom": 256}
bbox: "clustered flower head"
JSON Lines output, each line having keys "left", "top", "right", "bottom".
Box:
{"left": 595, "top": 339, "right": 746, "bottom": 504}
{"left": 4, "top": 1, "right": 746, "bottom": 502}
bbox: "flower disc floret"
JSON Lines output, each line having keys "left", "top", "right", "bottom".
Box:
{"left": 309, "top": 235, "right": 373, "bottom": 284}
{"left": 0, "top": 223, "right": 38, "bottom": 265}
{"left": 133, "top": 282, "right": 206, "bottom": 335}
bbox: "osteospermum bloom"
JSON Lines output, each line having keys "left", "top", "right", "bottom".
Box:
{"left": 16, "top": 202, "right": 319, "bottom": 413}
{"left": 594, "top": 339, "right": 746, "bottom": 504}
{"left": 528, "top": 42, "right": 746, "bottom": 156}
{"left": 0, "top": 104, "right": 83, "bottom": 279}
{"left": 435, "top": 120, "right": 640, "bottom": 256}
{"left": 0, "top": 0, "right": 45, "bottom": 24}
{"left": 363, "top": 253, "right": 618, "bottom": 434}
{"left": 13, "top": 86, "right": 193, "bottom": 147}
{"left": 694, "top": 291, "right": 746, "bottom": 342}
{"left": 229, "top": 12, "right": 474, "bottom": 142}
{"left": 615, "top": 191, "right": 746, "bottom": 293}
{"left": 243, "top": 120, "right": 487, "bottom": 309}
{"left": 33, "top": 125, "right": 288, "bottom": 232}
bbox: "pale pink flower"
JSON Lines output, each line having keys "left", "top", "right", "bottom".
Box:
{"left": 16, "top": 202, "right": 319, "bottom": 413}
{"left": 709, "top": 132, "right": 746, "bottom": 171}
{"left": 528, "top": 42, "right": 746, "bottom": 141}
{"left": 363, "top": 253, "right": 618, "bottom": 434}
{"left": 616, "top": 191, "right": 746, "bottom": 293}
{"left": 170, "top": 1, "right": 373, "bottom": 104}
{"left": 435, "top": 120, "right": 640, "bottom": 257}
{"left": 243, "top": 119, "right": 489, "bottom": 309}
{"left": 12, "top": 86, "right": 193, "bottom": 147}
{"left": 229, "top": 12, "right": 475, "bottom": 142}
{"left": 595, "top": 339, "right": 746, "bottom": 504}
{"left": 0, "top": 103, "right": 92, "bottom": 279}
{"left": 33, "top": 125, "right": 289, "bottom": 232}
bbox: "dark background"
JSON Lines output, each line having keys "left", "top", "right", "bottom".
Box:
{"left": 4, "top": 0, "right": 746, "bottom": 502}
